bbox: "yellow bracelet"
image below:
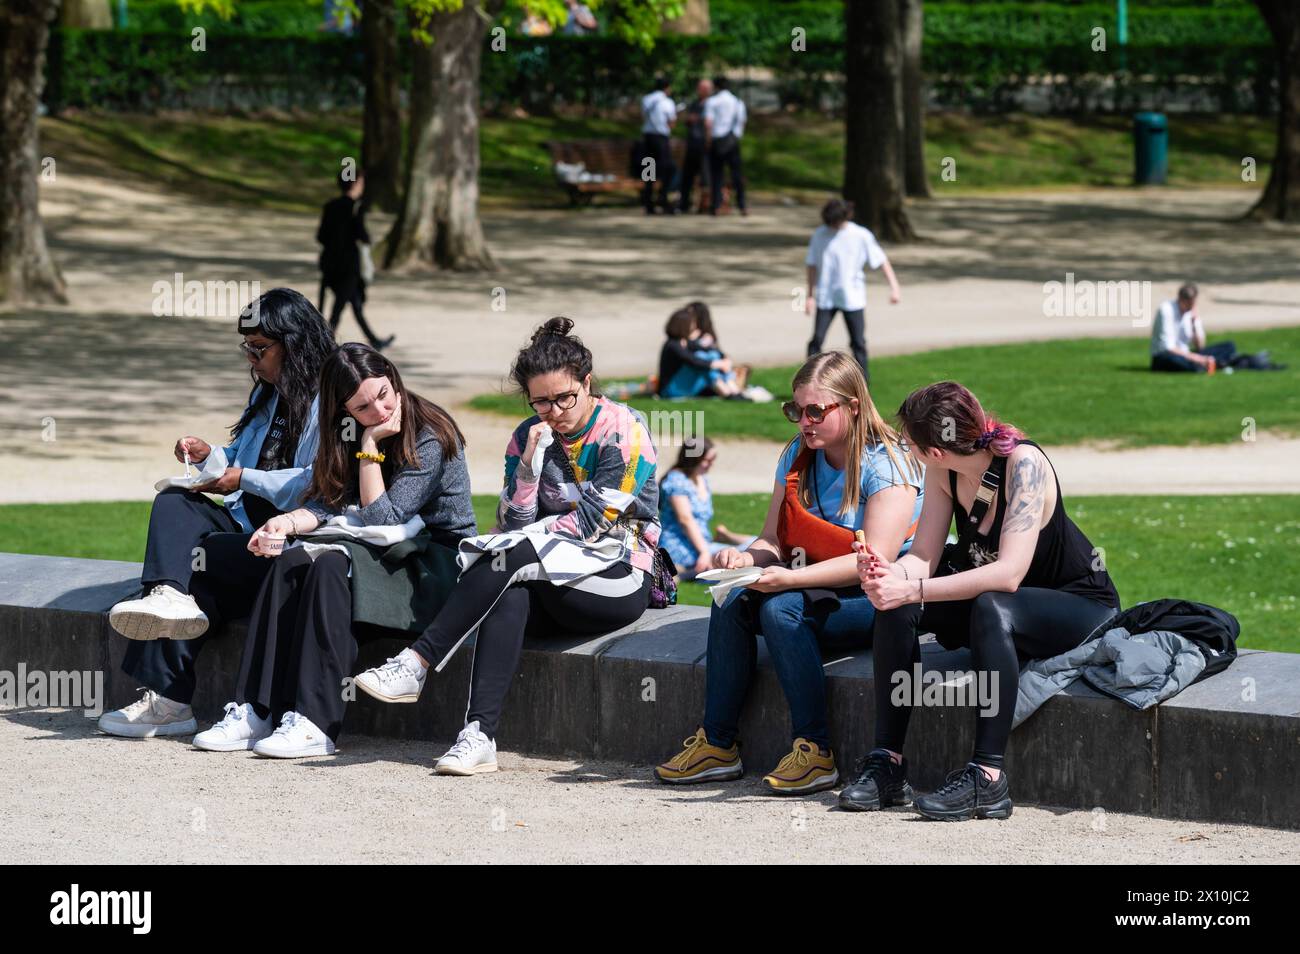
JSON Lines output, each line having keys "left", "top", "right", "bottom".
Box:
{"left": 356, "top": 450, "right": 385, "bottom": 464}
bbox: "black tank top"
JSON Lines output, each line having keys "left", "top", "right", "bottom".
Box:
{"left": 948, "top": 439, "right": 1120, "bottom": 609}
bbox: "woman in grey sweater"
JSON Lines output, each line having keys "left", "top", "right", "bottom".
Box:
{"left": 191, "top": 343, "right": 476, "bottom": 758}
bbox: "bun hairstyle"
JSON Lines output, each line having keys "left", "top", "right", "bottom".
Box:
{"left": 895, "top": 381, "right": 1025, "bottom": 458}
{"left": 510, "top": 316, "right": 601, "bottom": 397}
{"left": 821, "top": 197, "right": 854, "bottom": 227}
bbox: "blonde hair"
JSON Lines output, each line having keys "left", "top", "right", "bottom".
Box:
{"left": 786, "top": 351, "right": 921, "bottom": 518}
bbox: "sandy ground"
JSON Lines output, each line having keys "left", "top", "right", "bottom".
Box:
{"left": 3, "top": 708, "right": 1296, "bottom": 864}
{"left": 2, "top": 173, "right": 1299, "bottom": 502}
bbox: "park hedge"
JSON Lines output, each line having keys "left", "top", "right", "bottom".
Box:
{"left": 46, "top": 1, "right": 1276, "bottom": 115}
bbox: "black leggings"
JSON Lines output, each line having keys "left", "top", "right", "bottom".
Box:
{"left": 872, "top": 588, "right": 1116, "bottom": 769}
{"left": 410, "top": 540, "right": 652, "bottom": 738}
{"left": 324, "top": 280, "right": 385, "bottom": 347}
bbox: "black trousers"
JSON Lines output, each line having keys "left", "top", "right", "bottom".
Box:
{"left": 409, "top": 540, "right": 653, "bottom": 738}
{"left": 709, "top": 140, "right": 745, "bottom": 213}
{"left": 1151, "top": 340, "right": 1237, "bottom": 373}
{"left": 640, "top": 133, "right": 676, "bottom": 212}
{"left": 808, "top": 307, "right": 868, "bottom": 377}
{"left": 871, "top": 588, "right": 1116, "bottom": 769}
{"left": 235, "top": 546, "right": 395, "bottom": 741}
{"left": 678, "top": 142, "right": 707, "bottom": 211}
{"left": 324, "top": 277, "right": 385, "bottom": 347}
{"left": 123, "top": 489, "right": 272, "bottom": 704}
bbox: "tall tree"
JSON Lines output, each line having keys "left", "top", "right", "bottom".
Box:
{"left": 360, "top": 0, "right": 402, "bottom": 212}
{"left": 843, "top": 0, "right": 916, "bottom": 241}
{"left": 0, "top": 0, "right": 67, "bottom": 305}
{"left": 384, "top": 0, "right": 502, "bottom": 272}
{"left": 900, "top": 0, "right": 930, "bottom": 199}
{"left": 1250, "top": 0, "right": 1299, "bottom": 221}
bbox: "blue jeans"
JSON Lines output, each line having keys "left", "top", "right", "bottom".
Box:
{"left": 702, "top": 586, "right": 876, "bottom": 750}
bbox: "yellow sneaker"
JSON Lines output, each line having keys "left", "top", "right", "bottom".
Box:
{"left": 762, "top": 738, "right": 839, "bottom": 796}
{"left": 654, "top": 727, "right": 744, "bottom": 785}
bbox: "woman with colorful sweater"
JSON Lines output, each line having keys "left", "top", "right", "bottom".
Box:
{"left": 354, "top": 317, "right": 660, "bottom": 775}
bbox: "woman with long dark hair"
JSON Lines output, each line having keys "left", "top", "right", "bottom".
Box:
{"left": 352, "top": 317, "right": 659, "bottom": 775}
{"left": 100, "top": 288, "right": 335, "bottom": 739}
{"left": 189, "top": 343, "right": 476, "bottom": 757}
{"left": 842, "top": 381, "right": 1120, "bottom": 820}
{"left": 658, "top": 436, "right": 754, "bottom": 580}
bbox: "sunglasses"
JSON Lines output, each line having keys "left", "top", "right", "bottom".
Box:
{"left": 240, "top": 340, "right": 277, "bottom": 360}
{"left": 782, "top": 400, "right": 841, "bottom": 424}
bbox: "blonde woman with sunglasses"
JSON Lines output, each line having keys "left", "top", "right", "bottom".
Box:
{"left": 655, "top": 351, "right": 923, "bottom": 795}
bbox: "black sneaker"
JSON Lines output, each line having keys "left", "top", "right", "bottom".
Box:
{"left": 838, "top": 748, "right": 914, "bottom": 812}
{"left": 914, "top": 763, "right": 1013, "bottom": 821}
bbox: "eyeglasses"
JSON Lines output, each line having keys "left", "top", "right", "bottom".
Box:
{"left": 782, "top": 400, "right": 841, "bottom": 424}
{"left": 528, "top": 390, "right": 580, "bottom": 414}
{"left": 240, "top": 340, "right": 277, "bottom": 360}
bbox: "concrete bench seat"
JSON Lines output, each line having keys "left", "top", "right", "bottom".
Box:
{"left": 1, "top": 551, "right": 1296, "bottom": 829}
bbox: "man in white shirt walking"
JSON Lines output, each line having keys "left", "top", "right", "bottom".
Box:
{"left": 703, "top": 75, "right": 747, "bottom": 216}
{"left": 804, "top": 198, "right": 901, "bottom": 378}
{"left": 1149, "top": 283, "right": 1238, "bottom": 373}
{"left": 640, "top": 76, "right": 678, "bottom": 214}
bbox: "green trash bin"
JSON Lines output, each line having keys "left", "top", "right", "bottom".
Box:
{"left": 1134, "top": 112, "right": 1168, "bottom": 185}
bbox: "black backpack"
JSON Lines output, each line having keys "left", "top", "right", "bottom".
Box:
{"left": 1088, "top": 598, "right": 1240, "bottom": 681}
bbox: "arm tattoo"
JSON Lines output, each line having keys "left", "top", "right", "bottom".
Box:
{"left": 1003, "top": 454, "right": 1047, "bottom": 534}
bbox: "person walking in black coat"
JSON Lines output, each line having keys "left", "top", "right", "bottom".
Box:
{"left": 317, "top": 171, "right": 394, "bottom": 350}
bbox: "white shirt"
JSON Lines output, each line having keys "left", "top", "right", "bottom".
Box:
{"left": 704, "top": 90, "right": 747, "bottom": 139}
{"left": 805, "top": 223, "right": 887, "bottom": 311}
{"left": 1150, "top": 299, "right": 1202, "bottom": 356}
{"left": 641, "top": 90, "right": 676, "bottom": 136}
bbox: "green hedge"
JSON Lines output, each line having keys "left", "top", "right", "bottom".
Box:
{"left": 45, "top": 21, "right": 1275, "bottom": 115}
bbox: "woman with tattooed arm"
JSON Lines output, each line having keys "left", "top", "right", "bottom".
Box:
{"left": 840, "top": 382, "right": 1119, "bottom": 822}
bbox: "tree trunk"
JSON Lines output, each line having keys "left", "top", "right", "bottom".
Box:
{"left": 361, "top": 0, "right": 402, "bottom": 213}
{"left": 383, "top": 0, "right": 499, "bottom": 272}
{"left": 0, "top": 0, "right": 67, "bottom": 305}
{"left": 901, "top": 0, "right": 930, "bottom": 199}
{"left": 843, "top": 0, "right": 916, "bottom": 241}
{"left": 1249, "top": 1, "right": 1300, "bottom": 221}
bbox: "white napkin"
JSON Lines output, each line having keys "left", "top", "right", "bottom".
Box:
{"left": 154, "top": 446, "right": 228, "bottom": 493}
{"left": 696, "top": 566, "right": 765, "bottom": 606}
{"left": 530, "top": 423, "right": 553, "bottom": 476}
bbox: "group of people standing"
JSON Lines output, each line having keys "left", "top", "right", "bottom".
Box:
{"left": 97, "top": 284, "right": 1121, "bottom": 821}
{"left": 639, "top": 76, "right": 748, "bottom": 217}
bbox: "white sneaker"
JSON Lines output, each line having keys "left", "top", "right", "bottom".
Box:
{"left": 109, "top": 584, "right": 209, "bottom": 640}
{"left": 98, "top": 688, "right": 197, "bottom": 738}
{"left": 435, "top": 721, "right": 498, "bottom": 776}
{"left": 193, "top": 701, "right": 273, "bottom": 752}
{"left": 252, "top": 711, "right": 335, "bottom": 759}
{"left": 354, "top": 648, "right": 427, "bottom": 703}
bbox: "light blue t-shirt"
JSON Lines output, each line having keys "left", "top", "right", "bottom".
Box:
{"left": 775, "top": 439, "right": 925, "bottom": 555}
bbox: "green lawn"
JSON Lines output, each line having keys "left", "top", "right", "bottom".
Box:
{"left": 42, "top": 111, "right": 1274, "bottom": 214}
{"left": 470, "top": 328, "right": 1300, "bottom": 449}
{"left": 2, "top": 495, "right": 1295, "bottom": 652}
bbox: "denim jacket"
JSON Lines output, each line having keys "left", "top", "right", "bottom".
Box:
{"left": 220, "top": 388, "right": 320, "bottom": 533}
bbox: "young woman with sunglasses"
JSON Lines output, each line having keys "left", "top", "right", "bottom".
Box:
{"left": 100, "top": 289, "right": 334, "bottom": 740}
{"left": 655, "top": 351, "right": 923, "bottom": 795}
{"left": 351, "top": 317, "right": 660, "bottom": 775}
{"left": 842, "top": 381, "right": 1119, "bottom": 821}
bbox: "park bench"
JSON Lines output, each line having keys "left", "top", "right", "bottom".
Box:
{"left": 544, "top": 138, "right": 690, "bottom": 206}
{"left": 2, "top": 550, "right": 1297, "bottom": 829}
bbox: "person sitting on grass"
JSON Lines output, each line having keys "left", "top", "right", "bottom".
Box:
{"left": 655, "top": 350, "right": 923, "bottom": 796}
{"left": 99, "top": 289, "right": 333, "bottom": 741}
{"left": 656, "top": 306, "right": 745, "bottom": 399}
{"left": 349, "top": 318, "right": 660, "bottom": 776}
{"left": 843, "top": 381, "right": 1120, "bottom": 821}
{"left": 658, "top": 436, "right": 756, "bottom": 581}
{"left": 1150, "top": 282, "right": 1281, "bottom": 373}
{"left": 190, "top": 343, "right": 476, "bottom": 758}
